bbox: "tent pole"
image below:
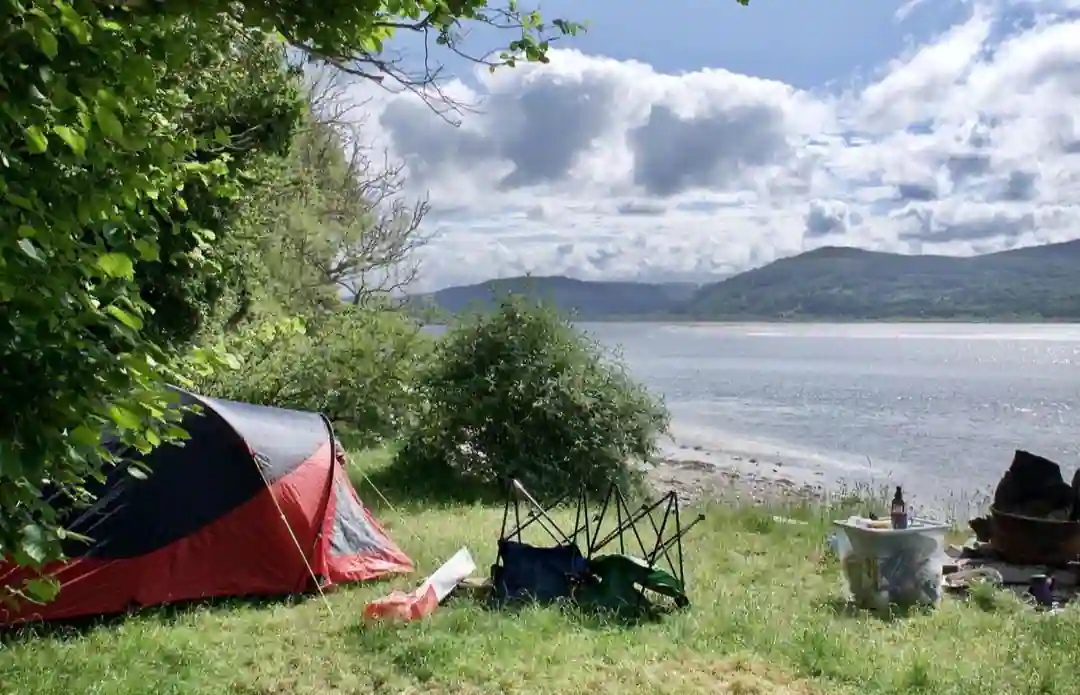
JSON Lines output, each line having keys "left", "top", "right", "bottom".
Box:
{"left": 312, "top": 415, "right": 342, "bottom": 561}
{"left": 343, "top": 451, "right": 431, "bottom": 568}
{"left": 253, "top": 453, "right": 334, "bottom": 617}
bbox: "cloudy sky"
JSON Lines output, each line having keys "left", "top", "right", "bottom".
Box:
{"left": 342, "top": 0, "right": 1080, "bottom": 291}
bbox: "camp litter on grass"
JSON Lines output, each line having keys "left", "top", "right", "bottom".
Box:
{"left": 4, "top": 394, "right": 1080, "bottom": 694}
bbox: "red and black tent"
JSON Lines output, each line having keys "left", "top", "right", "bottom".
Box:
{"left": 0, "top": 388, "right": 413, "bottom": 625}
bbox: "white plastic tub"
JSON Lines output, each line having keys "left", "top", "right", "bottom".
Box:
{"left": 832, "top": 517, "right": 950, "bottom": 610}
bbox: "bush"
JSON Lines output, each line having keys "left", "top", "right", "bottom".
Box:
{"left": 398, "top": 297, "right": 669, "bottom": 500}
{"left": 190, "top": 307, "right": 433, "bottom": 443}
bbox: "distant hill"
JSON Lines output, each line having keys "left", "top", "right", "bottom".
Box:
{"left": 413, "top": 240, "right": 1080, "bottom": 322}
{"left": 683, "top": 239, "right": 1080, "bottom": 321}
{"left": 412, "top": 276, "right": 700, "bottom": 320}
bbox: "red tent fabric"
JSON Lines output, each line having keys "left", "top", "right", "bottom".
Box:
{"left": 0, "top": 388, "right": 413, "bottom": 625}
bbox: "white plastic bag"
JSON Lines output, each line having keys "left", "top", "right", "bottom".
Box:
{"left": 833, "top": 518, "right": 947, "bottom": 610}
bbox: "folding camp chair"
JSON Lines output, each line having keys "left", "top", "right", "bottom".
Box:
{"left": 577, "top": 484, "right": 704, "bottom": 613}
{"left": 489, "top": 478, "right": 704, "bottom": 613}
{"left": 489, "top": 479, "right": 591, "bottom": 605}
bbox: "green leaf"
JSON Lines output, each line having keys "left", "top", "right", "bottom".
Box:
{"left": 133, "top": 237, "right": 159, "bottom": 261}
{"left": 56, "top": 1, "right": 91, "bottom": 44}
{"left": 96, "top": 251, "right": 134, "bottom": 279}
{"left": 105, "top": 304, "right": 143, "bottom": 330}
{"left": 53, "top": 125, "right": 86, "bottom": 156}
{"left": 17, "top": 238, "right": 44, "bottom": 262}
{"left": 93, "top": 102, "right": 123, "bottom": 141}
{"left": 106, "top": 404, "right": 142, "bottom": 431}
{"left": 126, "top": 465, "right": 148, "bottom": 480}
{"left": 70, "top": 424, "right": 100, "bottom": 447}
{"left": 20, "top": 524, "right": 47, "bottom": 564}
{"left": 144, "top": 428, "right": 161, "bottom": 447}
{"left": 164, "top": 425, "right": 190, "bottom": 441}
{"left": 5, "top": 192, "right": 35, "bottom": 210}
{"left": 24, "top": 577, "right": 60, "bottom": 603}
{"left": 34, "top": 27, "right": 58, "bottom": 59}
{"left": 61, "top": 529, "right": 93, "bottom": 545}
{"left": 16, "top": 224, "right": 37, "bottom": 238}
{"left": 359, "top": 35, "right": 383, "bottom": 53}
{"left": 76, "top": 104, "right": 91, "bottom": 132}
{"left": 24, "top": 125, "right": 48, "bottom": 154}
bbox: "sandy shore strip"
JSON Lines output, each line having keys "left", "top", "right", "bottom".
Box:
{"left": 642, "top": 427, "right": 904, "bottom": 507}
{"left": 646, "top": 436, "right": 993, "bottom": 521}
{"left": 646, "top": 454, "right": 829, "bottom": 506}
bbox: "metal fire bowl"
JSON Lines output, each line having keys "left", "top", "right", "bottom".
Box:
{"left": 990, "top": 506, "right": 1080, "bottom": 566}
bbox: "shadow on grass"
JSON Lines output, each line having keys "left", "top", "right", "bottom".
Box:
{"left": 0, "top": 592, "right": 321, "bottom": 645}
{"left": 350, "top": 460, "right": 501, "bottom": 511}
{"left": 816, "top": 597, "right": 935, "bottom": 623}
{"left": 348, "top": 456, "right": 638, "bottom": 512}
{"left": 562, "top": 601, "right": 682, "bottom": 629}
{"left": 478, "top": 593, "right": 675, "bottom": 629}
{"left": 340, "top": 433, "right": 654, "bottom": 514}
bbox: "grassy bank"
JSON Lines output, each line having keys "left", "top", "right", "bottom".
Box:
{"left": 1, "top": 448, "right": 1077, "bottom": 695}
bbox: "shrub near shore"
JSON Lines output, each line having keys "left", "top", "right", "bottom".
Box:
{"left": 395, "top": 297, "right": 670, "bottom": 501}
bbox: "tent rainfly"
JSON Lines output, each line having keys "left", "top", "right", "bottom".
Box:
{"left": 0, "top": 388, "right": 413, "bottom": 625}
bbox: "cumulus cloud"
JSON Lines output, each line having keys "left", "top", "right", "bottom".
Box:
{"left": 805, "top": 200, "right": 852, "bottom": 239}
{"left": 343, "top": 0, "right": 1080, "bottom": 290}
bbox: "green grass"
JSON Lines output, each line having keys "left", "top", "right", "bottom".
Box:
{"left": 1, "top": 449, "right": 1077, "bottom": 695}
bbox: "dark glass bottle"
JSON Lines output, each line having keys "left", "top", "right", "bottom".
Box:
{"left": 890, "top": 486, "right": 909, "bottom": 530}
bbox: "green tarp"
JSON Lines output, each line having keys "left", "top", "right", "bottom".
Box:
{"left": 575, "top": 554, "right": 689, "bottom": 616}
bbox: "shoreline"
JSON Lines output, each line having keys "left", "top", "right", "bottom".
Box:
{"left": 647, "top": 457, "right": 828, "bottom": 506}
{"left": 646, "top": 441, "right": 993, "bottom": 523}
{"left": 647, "top": 445, "right": 834, "bottom": 506}
{"left": 646, "top": 427, "right": 1000, "bottom": 520}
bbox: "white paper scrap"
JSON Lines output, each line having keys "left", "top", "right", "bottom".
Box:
{"left": 417, "top": 546, "right": 476, "bottom": 603}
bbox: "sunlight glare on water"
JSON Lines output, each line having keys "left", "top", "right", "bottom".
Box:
{"left": 582, "top": 322, "right": 1080, "bottom": 502}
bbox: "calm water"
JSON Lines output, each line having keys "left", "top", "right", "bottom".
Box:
{"left": 581, "top": 323, "right": 1080, "bottom": 501}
